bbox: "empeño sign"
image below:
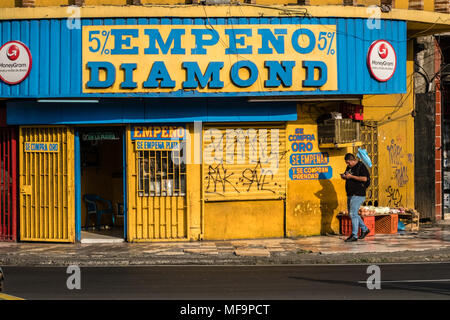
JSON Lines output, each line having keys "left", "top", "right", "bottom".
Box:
{"left": 367, "top": 40, "right": 397, "bottom": 82}
{"left": 131, "top": 125, "right": 186, "bottom": 151}
{"left": 0, "top": 41, "right": 32, "bottom": 85}
{"left": 82, "top": 24, "right": 338, "bottom": 94}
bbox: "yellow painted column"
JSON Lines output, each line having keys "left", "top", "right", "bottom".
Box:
{"left": 67, "top": 127, "right": 76, "bottom": 242}
{"left": 186, "top": 123, "right": 202, "bottom": 241}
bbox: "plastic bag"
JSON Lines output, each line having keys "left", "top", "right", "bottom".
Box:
{"left": 357, "top": 147, "right": 372, "bottom": 168}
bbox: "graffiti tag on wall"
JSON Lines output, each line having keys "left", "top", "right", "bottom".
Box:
{"left": 385, "top": 185, "right": 403, "bottom": 207}
{"left": 385, "top": 138, "right": 409, "bottom": 206}
{"left": 203, "top": 128, "right": 286, "bottom": 198}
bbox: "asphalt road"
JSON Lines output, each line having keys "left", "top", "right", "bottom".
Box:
{"left": 1, "top": 263, "right": 450, "bottom": 300}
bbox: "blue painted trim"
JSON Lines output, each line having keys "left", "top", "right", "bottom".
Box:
{"left": 0, "top": 18, "right": 408, "bottom": 98}
{"left": 6, "top": 98, "right": 298, "bottom": 125}
{"left": 74, "top": 130, "right": 81, "bottom": 242}
{"left": 122, "top": 129, "right": 127, "bottom": 241}
{"left": 0, "top": 89, "right": 406, "bottom": 98}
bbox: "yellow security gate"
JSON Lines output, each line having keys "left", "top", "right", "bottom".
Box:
{"left": 19, "top": 127, "right": 75, "bottom": 242}
{"left": 203, "top": 124, "right": 287, "bottom": 201}
{"left": 202, "top": 123, "right": 287, "bottom": 239}
{"left": 127, "top": 125, "right": 188, "bottom": 241}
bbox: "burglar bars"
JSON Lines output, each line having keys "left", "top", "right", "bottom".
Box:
{"left": 137, "top": 148, "right": 186, "bottom": 197}
{"left": 0, "top": 128, "right": 17, "bottom": 241}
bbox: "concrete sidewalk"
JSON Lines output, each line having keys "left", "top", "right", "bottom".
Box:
{"left": 1, "top": 223, "right": 450, "bottom": 266}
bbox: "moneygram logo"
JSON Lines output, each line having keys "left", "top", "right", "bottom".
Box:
{"left": 7, "top": 44, "right": 20, "bottom": 61}
{"left": 0, "top": 41, "right": 32, "bottom": 85}
{"left": 367, "top": 40, "right": 396, "bottom": 82}
{"left": 378, "top": 43, "right": 388, "bottom": 59}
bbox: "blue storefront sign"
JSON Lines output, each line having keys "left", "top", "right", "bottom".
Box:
{"left": 0, "top": 17, "right": 407, "bottom": 98}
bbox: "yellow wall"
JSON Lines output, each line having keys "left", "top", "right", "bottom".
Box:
{"left": 0, "top": 0, "right": 17, "bottom": 7}
{"left": 395, "top": 0, "right": 409, "bottom": 8}
{"left": 355, "top": 0, "right": 380, "bottom": 6}
{"left": 424, "top": 0, "right": 435, "bottom": 11}
{"left": 285, "top": 105, "right": 348, "bottom": 236}
{"left": 255, "top": 0, "right": 298, "bottom": 4}
{"left": 141, "top": 0, "right": 187, "bottom": 3}
{"left": 84, "top": 0, "right": 127, "bottom": 5}
{"left": 186, "top": 123, "right": 202, "bottom": 240}
{"left": 35, "top": 0, "right": 70, "bottom": 6}
{"left": 204, "top": 200, "right": 284, "bottom": 240}
{"left": 309, "top": 0, "right": 342, "bottom": 5}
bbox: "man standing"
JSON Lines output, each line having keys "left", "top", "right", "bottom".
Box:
{"left": 341, "top": 153, "right": 371, "bottom": 242}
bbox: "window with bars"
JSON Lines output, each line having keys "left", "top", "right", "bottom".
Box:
{"left": 137, "top": 149, "right": 186, "bottom": 197}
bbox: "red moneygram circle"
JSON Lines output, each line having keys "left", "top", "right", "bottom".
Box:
{"left": 7, "top": 44, "right": 20, "bottom": 61}
{"left": 0, "top": 41, "right": 32, "bottom": 85}
{"left": 378, "top": 43, "right": 388, "bottom": 59}
{"left": 367, "top": 40, "right": 397, "bottom": 82}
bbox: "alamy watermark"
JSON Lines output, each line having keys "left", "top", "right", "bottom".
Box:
{"left": 66, "top": 6, "right": 81, "bottom": 30}
{"left": 366, "top": 6, "right": 381, "bottom": 30}
{"left": 66, "top": 265, "right": 81, "bottom": 290}
{"left": 366, "top": 265, "right": 381, "bottom": 290}
{"left": 171, "top": 121, "right": 283, "bottom": 175}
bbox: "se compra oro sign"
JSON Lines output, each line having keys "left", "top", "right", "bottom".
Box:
{"left": 0, "top": 41, "right": 32, "bottom": 85}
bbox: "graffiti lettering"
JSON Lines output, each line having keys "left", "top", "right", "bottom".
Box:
{"left": 386, "top": 139, "right": 403, "bottom": 166}
{"left": 394, "top": 166, "right": 408, "bottom": 188}
{"left": 240, "top": 161, "right": 276, "bottom": 194}
{"left": 407, "top": 153, "right": 414, "bottom": 163}
{"left": 203, "top": 128, "right": 286, "bottom": 197}
{"left": 205, "top": 128, "right": 281, "bottom": 170}
{"left": 385, "top": 186, "right": 403, "bottom": 207}
{"left": 205, "top": 164, "right": 239, "bottom": 195}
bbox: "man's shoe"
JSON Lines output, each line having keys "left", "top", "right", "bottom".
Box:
{"left": 359, "top": 229, "right": 371, "bottom": 239}
{"left": 345, "top": 236, "right": 358, "bottom": 242}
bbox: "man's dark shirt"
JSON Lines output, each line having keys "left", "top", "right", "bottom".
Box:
{"left": 345, "top": 161, "right": 370, "bottom": 196}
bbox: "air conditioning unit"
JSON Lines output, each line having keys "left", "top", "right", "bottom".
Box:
{"left": 318, "top": 118, "right": 361, "bottom": 148}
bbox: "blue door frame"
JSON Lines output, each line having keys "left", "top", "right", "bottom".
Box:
{"left": 122, "top": 129, "right": 127, "bottom": 241}
{"left": 74, "top": 128, "right": 127, "bottom": 242}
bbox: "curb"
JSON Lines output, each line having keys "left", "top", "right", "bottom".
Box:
{"left": 2, "top": 248, "right": 450, "bottom": 266}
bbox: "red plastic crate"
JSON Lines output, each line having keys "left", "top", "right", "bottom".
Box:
{"left": 340, "top": 215, "right": 375, "bottom": 237}
{"left": 375, "top": 214, "right": 398, "bottom": 234}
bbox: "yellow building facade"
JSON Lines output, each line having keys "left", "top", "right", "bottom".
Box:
{"left": 0, "top": 2, "right": 449, "bottom": 242}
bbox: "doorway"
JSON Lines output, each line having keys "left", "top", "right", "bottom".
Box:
{"left": 77, "top": 127, "right": 125, "bottom": 243}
